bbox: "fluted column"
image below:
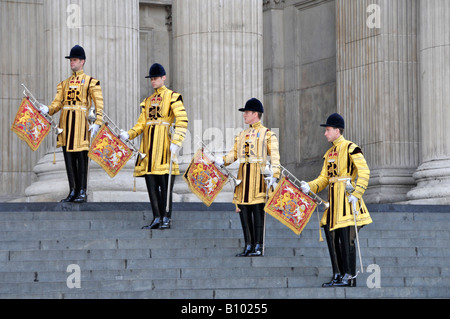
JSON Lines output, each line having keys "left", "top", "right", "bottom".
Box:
{"left": 407, "top": 0, "right": 450, "bottom": 204}
{"left": 0, "top": 0, "right": 44, "bottom": 200}
{"left": 24, "top": 0, "right": 141, "bottom": 201}
{"left": 336, "top": 0, "right": 419, "bottom": 203}
{"left": 172, "top": 0, "right": 263, "bottom": 202}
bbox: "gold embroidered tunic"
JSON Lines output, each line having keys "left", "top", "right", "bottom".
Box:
{"left": 223, "top": 121, "right": 281, "bottom": 205}
{"left": 48, "top": 70, "right": 104, "bottom": 152}
{"left": 308, "top": 135, "right": 372, "bottom": 231}
{"left": 128, "top": 85, "right": 188, "bottom": 176}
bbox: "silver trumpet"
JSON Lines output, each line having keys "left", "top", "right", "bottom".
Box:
{"left": 219, "top": 162, "right": 242, "bottom": 188}
{"left": 102, "top": 112, "right": 146, "bottom": 160}
{"left": 196, "top": 137, "right": 242, "bottom": 188}
{"left": 280, "top": 165, "right": 330, "bottom": 209}
{"left": 21, "top": 83, "right": 63, "bottom": 135}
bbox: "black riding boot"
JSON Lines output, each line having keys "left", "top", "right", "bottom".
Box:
{"left": 61, "top": 147, "right": 77, "bottom": 202}
{"left": 159, "top": 174, "right": 175, "bottom": 229}
{"left": 322, "top": 224, "right": 344, "bottom": 287}
{"left": 333, "top": 227, "right": 356, "bottom": 287}
{"left": 248, "top": 204, "right": 265, "bottom": 257}
{"left": 322, "top": 273, "right": 342, "bottom": 287}
{"left": 236, "top": 244, "right": 253, "bottom": 257}
{"left": 143, "top": 174, "right": 174, "bottom": 230}
{"left": 143, "top": 175, "right": 163, "bottom": 229}
{"left": 73, "top": 151, "right": 88, "bottom": 203}
{"left": 236, "top": 205, "right": 255, "bottom": 257}
{"left": 142, "top": 217, "right": 161, "bottom": 229}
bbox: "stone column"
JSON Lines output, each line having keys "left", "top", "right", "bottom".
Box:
{"left": 24, "top": 0, "right": 141, "bottom": 201}
{"left": 171, "top": 0, "right": 263, "bottom": 202}
{"left": 263, "top": 0, "right": 287, "bottom": 170}
{"left": 0, "top": 0, "right": 44, "bottom": 200}
{"left": 336, "top": 0, "right": 419, "bottom": 203}
{"left": 407, "top": 0, "right": 450, "bottom": 204}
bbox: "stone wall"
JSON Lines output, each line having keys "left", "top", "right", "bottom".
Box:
{"left": 263, "top": 0, "right": 337, "bottom": 188}
{"left": 2, "top": 0, "right": 450, "bottom": 204}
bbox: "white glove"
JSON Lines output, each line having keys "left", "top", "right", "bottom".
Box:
{"left": 170, "top": 143, "right": 180, "bottom": 155}
{"left": 214, "top": 156, "right": 224, "bottom": 168}
{"left": 119, "top": 130, "right": 129, "bottom": 141}
{"left": 348, "top": 194, "right": 358, "bottom": 204}
{"left": 40, "top": 104, "right": 49, "bottom": 115}
{"left": 348, "top": 194, "right": 359, "bottom": 215}
{"left": 300, "top": 181, "right": 310, "bottom": 194}
{"left": 89, "top": 124, "right": 100, "bottom": 137}
{"left": 265, "top": 176, "right": 278, "bottom": 190}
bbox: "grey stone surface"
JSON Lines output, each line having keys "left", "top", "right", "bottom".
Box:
{"left": 3, "top": 0, "right": 450, "bottom": 206}
{"left": 0, "top": 203, "right": 448, "bottom": 299}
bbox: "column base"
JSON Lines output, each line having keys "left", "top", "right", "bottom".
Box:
{"left": 22, "top": 151, "right": 235, "bottom": 204}
{"left": 406, "top": 159, "right": 450, "bottom": 205}
{"left": 22, "top": 152, "right": 187, "bottom": 203}
{"left": 364, "top": 168, "right": 416, "bottom": 204}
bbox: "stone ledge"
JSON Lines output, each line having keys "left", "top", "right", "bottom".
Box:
{"left": 0, "top": 202, "right": 449, "bottom": 213}
{"left": 0, "top": 201, "right": 236, "bottom": 212}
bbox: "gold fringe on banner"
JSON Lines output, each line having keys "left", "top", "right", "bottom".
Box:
{"left": 183, "top": 148, "right": 229, "bottom": 207}
{"left": 264, "top": 176, "right": 318, "bottom": 236}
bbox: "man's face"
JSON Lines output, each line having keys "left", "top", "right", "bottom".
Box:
{"left": 70, "top": 58, "right": 84, "bottom": 72}
{"left": 150, "top": 76, "right": 166, "bottom": 89}
{"left": 243, "top": 110, "right": 259, "bottom": 125}
{"left": 324, "top": 126, "right": 341, "bottom": 142}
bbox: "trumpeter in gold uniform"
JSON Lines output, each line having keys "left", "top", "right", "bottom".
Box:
{"left": 41, "top": 45, "right": 104, "bottom": 203}
{"left": 301, "top": 113, "right": 372, "bottom": 287}
{"left": 120, "top": 63, "right": 188, "bottom": 229}
{"left": 216, "top": 98, "right": 281, "bottom": 257}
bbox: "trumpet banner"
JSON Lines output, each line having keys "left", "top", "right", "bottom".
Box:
{"left": 11, "top": 98, "right": 51, "bottom": 151}
{"left": 264, "top": 176, "right": 317, "bottom": 235}
{"left": 88, "top": 124, "right": 133, "bottom": 178}
{"left": 183, "top": 148, "right": 229, "bottom": 207}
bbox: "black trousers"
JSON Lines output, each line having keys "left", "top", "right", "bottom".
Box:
{"left": 237, "top": 203, "right": 265, "bottom": 247}
{"left": 323, "top": 224, "right": 358, "bottom": 276}
{"left": 62, "top": 146, "right": 88, "bottom": 193}
{"left": 145, "top": 174, "right": 175, "bottom": 220}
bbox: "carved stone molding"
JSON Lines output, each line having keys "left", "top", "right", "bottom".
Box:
{"left": 294, "top": 0, "right": 333, "bottom": 11}
{"left": 263, "top": 0, "right": 285, "bottom": 11}
{"left": 165, "top": 5, "right": 172, "bottom": 31}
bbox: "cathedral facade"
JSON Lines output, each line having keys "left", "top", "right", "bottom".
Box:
{"left": 1, "top": 0, "right": 448, "bottom": 204}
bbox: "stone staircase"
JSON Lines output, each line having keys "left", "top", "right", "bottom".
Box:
{"left": 0, "top": 202, "right": 448, "bottom": 299}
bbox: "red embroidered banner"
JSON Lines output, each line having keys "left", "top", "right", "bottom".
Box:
{"left": 183, "top": 148, "right": 229, "bottom": 207}
{"left": 265, "top": 176, "right": 317, "bottom": 235}
{"left": 88, "top": 124, "right": 133, "bottom": 177}
{"left": 11, "top": 98, "right": 52, "bottom": 151}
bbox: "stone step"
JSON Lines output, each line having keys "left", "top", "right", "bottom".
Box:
{"left": 0, "top": 203, "right": 448, "bottom": 299}
{"left": 0, "top": 274, "right": 447, "bottom": 298}
{"left": 1, "top": 203, "right": 449, "bottom": 221}
{"left": 1, "top": 237, "right": 447, "bottom": 255}
{"left": 4, "top": 265, "right": 448, "bottom": 284}
{"left": 0, "top": 229, "right": 150, "bottom": 241}
{"left": 0, "top": 214, "right": 448, "bottom": 235}
{"left": 0, "top": 229, "right": 448, "bottom": 250}
{"left": 0, "top": 212, "right": 448, "bottom": 233}
{"left": 2, "top": 287, "right": 446, "bottom": 299}
{"left": 212, "top": 286, "right": 449, "bottom": 299}
{"left": 0, "top": 253, "right": 447, "bottom": 273}
{"left": 0, "top": 209, "right": 450, "bottom": 223}
{"left": 3, "top": 247, "right": 449, "bottom": 268}
{"left": 3, "top": 286, "right": 447, "bottom": 299}
{"left": 0, "top": 261, "right": 448, "bottom": 288}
